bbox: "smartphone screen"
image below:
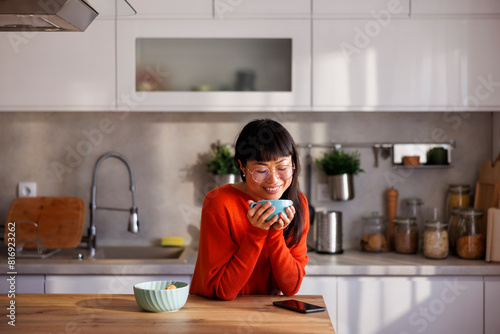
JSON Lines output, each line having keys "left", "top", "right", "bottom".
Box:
{"left": 273, "top": 299, "right": 326, "bottom": 313}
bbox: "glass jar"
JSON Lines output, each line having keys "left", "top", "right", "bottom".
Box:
{"left": 422, "top": 220, "right": 449, "bottom": 259}
{"left": 404, "top": 198, "right": 424, "bottom": 251}
{"left": 447, "top": 207, "right": 462, "bottom": 255}
{"left": 456, "top": 208, "right": 485, "bottom": 260}
{"left": 360, "top": 212, "right": 388, "bottom": 252}
{"left": 394, "top": 217, "right": 418, "bottom": 254}
{"left": 446, "top": 184, "right": 471, "bottom": 219}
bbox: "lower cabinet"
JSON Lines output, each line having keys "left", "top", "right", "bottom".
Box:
{"left": 337, "top": 276, "right": 484, "bottom": 334}
{"left": 298, "top": 276, "right": 337, "bottom": 329}
{"left": 45, "top": 275, "right": 191, "bottom": 294}
{"left": 485, "top": 277, "right": 500, "bottom": 334}
{"left": 0, "top": 275, "right": 45, "bottom": 293}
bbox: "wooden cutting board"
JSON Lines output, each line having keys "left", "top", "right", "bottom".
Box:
{"left": 474, "top": 154, "right": 500, "bottom": 215}
{"left": 4, "top": 197, "right": 85, "bottom": 249}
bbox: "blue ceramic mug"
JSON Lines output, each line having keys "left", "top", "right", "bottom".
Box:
{"left": 250, "top": 199, "right": 293, "bottom": 222}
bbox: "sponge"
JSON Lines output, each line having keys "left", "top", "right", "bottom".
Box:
{"left": 161, "top": 236, "right": 185, "bottom": 247}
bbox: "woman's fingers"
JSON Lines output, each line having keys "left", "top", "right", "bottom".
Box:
{"left": 247, "top": 201, "right": 277, "bottom": 230}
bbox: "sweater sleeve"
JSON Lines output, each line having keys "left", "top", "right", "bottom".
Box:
{"left": 190, "top": 193, "right": 269, "bottom": 300}
{"left": 266, "top": 194, "right": 310, "bottom": 296}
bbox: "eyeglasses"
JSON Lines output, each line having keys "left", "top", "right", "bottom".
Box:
{"left": 246, "top": 165, "right": 295, "bottom": 183}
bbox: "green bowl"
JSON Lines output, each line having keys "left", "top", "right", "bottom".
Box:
{"left": 133, "top": 281, "right": 189, "bottom": 312}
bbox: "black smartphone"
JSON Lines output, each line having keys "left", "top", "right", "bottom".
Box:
{"left": 273, "top": 299, "right": 326, "bottom": 313}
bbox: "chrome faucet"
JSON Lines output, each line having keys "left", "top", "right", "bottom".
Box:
{"left": 87, "top": 152, "right": 139, "bottom": 257}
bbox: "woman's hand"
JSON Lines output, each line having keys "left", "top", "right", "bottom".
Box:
{"left": 247, "top": 200, "right": 278, "bottom": 230}
{"left": 272, "top": 205, "right": 295, "bottom": 231}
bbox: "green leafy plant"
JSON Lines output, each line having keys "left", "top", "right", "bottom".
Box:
{"left": 206, "top": 145, "right": 239, "bottom": 175}
{"left": 315, "top": 149, "right": 364, "bottom": 176}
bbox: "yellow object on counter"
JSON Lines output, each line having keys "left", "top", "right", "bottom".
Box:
{"left": 161, "top": 236, "right": 185, "bottom": 247}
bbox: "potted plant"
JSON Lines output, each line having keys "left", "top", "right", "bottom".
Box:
{"left": 206, "top": 144, "right": 241, "bottom": 186}
{"left": 315, "top": 149, "right": 363, "bottom": 201}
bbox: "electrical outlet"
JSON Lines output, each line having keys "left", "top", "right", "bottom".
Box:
{"left": 317, "top": 183, "right": 331, "bottom": 202}
{"left": 18, "top": 182, "right": 37, "bottom": 197}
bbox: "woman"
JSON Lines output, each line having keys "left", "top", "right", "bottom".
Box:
{"left": 190, "top": 119, "right": 309, "bottom": 300}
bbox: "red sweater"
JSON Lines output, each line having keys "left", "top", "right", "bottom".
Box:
{"left": 189, "top": 184, "right": 309, "bottom": 300}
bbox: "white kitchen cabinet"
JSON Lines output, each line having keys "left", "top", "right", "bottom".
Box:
{"left": 312, "top": 19, "right": 500, "bottom": 111}
{"left": 337, "top": 276, "right": 483, "bottom": 334}
{"left": 116, "top": 19, "right": 311, "bottom": 111}
{"left": 298, "top": 275, "right": 337, "bottom": 329}
{"left": 215, "top": 0, "right": 311, "bottom": 19}
{"left": 127, "top": 0, "right": 213, "bottom": 18}
{"left": 412, "top": 0, "right": 500, "bottom": 17}
{"left": 0, "top": 19, "right": 116, "bottom": 111}
{"left": 313, "top": 0, "right": 410, "bottom": 18}
{"left": 0, "top": 275, "right": 45, "bottom": 293}
{"left": 45, "top": 275, "right": 191, "bottom": 294}
{"left": 485, "top": 276, "right": 500, "bottom": 334}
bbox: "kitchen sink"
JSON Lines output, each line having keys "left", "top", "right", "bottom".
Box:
{"left": 93, "top": 246, "right": 185, "bottom": 260}
{"left": 0, "top": 245, "right": 189, "bottom": 262}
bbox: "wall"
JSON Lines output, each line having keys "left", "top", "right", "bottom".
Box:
{"left": 0, "top": 111, "right": 494, "bottom": 249}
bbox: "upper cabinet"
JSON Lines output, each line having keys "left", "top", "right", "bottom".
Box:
{"left": 312, "top": 13, "right": 500, "bottom": 111}
{"left": 1, "top": 0, "right": 500, "bottom": 112}
{"left": 129, "top": 0, "right": 213, "bottom": 18}
{"left": 0, "top": 19, "right": 116, "bottom": 111}
{"left": 411, "top": 0, "right": 500, "bottom": 17}
{"left": 215, "top": 0, "right": 311, "bottom": 19}
{"left": 313, "top": 0, "right": 410, "bottom": 18}
{"left": 116, "top": 19, "right": 311, "bottom": 111}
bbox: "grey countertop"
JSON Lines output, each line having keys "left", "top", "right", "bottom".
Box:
{"left": 1, "top": 247, "right": 499, "bottom": 276}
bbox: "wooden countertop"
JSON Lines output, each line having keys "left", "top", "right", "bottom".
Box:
{"left": 0, "top": 294, "right": 335, "bottom": 333}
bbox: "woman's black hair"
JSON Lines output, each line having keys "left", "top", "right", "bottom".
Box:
{"left": 234, "top": 119, "right": 305, "bottom": 248}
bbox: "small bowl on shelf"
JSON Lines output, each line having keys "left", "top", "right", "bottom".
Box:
{"left": 402, "top": 156, "right": 420, "bottom": 166}
{"left": 133, "top": 281, "right": 189, "bottom": 312}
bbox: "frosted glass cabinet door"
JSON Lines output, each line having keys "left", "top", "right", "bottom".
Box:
{"left": 313, "top": 19, "right": 500, "bottom": 111}
{"left": 337, "top": 276, "right": 483, "bottom": 334}
{"left": 117, "top": 19, "right": 311, "bottom": 111}
{"left": 0, "top": 19, "right": 116, "bottom": 111}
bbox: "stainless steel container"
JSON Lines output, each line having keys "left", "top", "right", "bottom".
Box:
{"left": 316, "top": 211, "right": 343, "bottom": 254}
{"left": 328, "top": 174, "right": 354, "bottom": 201}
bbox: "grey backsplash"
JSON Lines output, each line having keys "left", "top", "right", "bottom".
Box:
{"left": 0, "top": 111, "right": 496, "bottom": 250}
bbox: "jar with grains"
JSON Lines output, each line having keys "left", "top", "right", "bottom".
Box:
{"left": 447, "top": 207, "right": 462, "bottom": 255}
{"left": 456, "top": 208, "right": 485, "bottom": 260}
{"left": 446, "top": 184, "right": 470, "bottom": 219}
{"left": 423, "top": 220, "right": 449, "bottom": 259}
{"left": 394, "top": 217, "right": 418, "bottom": 254}
{"left": 360, "top": 212, "right": 389, "bottom": 252}
{"left": 404, "top": 198, "right": 424, "bottom": 251}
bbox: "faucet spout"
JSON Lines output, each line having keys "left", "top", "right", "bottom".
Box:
{"left": 88, "top": 152, "right": 139, "bottom": 257}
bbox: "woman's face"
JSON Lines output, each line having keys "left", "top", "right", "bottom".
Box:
{"left": 240, "top": 156, "right": 294, "bottom": 201}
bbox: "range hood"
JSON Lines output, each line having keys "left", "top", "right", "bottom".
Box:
{"left": 0, "top": 0, "right": 136, "bottom": 32}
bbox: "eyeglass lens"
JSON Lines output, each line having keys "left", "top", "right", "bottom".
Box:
{"left": 251, "top": 166, "right": 294, "bottom": 182}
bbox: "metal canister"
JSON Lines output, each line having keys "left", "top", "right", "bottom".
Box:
{"left": 316, "top": 211, "right": 343, "bottom": 254}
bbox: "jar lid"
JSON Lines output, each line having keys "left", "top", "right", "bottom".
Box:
{"left": 448, "top": 184, "right": 471, "bottom": 192}
{"left": 424, "top": 219, "right": 447, "bottom": 228}
{"left": 362, "top": 211, "right": 386, "bottom": 223}
{"left": 450, "top": 206, "right": 463, "bottom": 213}
{"left": 405, "top": 198, "right": 423, "bottom": 205}
{"left": 459, "top": 208, "right": 483, "bottom": 217}
{"left": 394, "top": 217, "right": 417, "bottom": 225}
